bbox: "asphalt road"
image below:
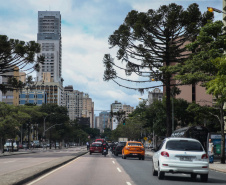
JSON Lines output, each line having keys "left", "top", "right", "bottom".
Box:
{"left": 1, "top": 148, "right": 226, "bottom": 185}
{"left": 25, "top": 152, "right": 226, "bottom": 185}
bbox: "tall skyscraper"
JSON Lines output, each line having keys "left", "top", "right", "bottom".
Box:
{"left": 37, "top": 11, "right": 62, "bottom": 84}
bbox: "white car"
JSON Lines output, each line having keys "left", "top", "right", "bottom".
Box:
{"left": 152, "top": 137, "right": 209, "bottom": 182}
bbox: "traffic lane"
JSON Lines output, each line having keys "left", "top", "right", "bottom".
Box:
{"left": 26, "top": 153, "right": 135, "bottom": 185}
{"left": 0, "top": 150, "right": 79, "bottom": 176}
{"left": 113, "top": 154, "right": 226, "bottom": 185}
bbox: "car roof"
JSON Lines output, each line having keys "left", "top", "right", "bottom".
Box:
{"left": 126, "top": 141, "right": 142, "bottom": 143}
{"left": 166, "top": 137, "right": 200, "bottom": 142}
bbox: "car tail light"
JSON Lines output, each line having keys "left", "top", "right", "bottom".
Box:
{"left": 202, "top": 166, "right": 208, "bottom": 168}
{"left": 104, "top": 147, "right": 106, "bottom": 150}
{"left": 201, "top": 154, "right": 208, "bottom": 159}
{"left": 162, "top": 164, "right": 168, "bottom": 166}
{"left": 161, "top": 151, "right": 169, "bottom": 157}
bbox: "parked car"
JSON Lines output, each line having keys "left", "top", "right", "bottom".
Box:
{"left": 114, "top": 141, "right": 126, "bottom": 156}
{"left": 89, "top": 142, "right": 103, "bottom": 155}
{"left": 33, "top": 140, "right": 40, "bottom": 148}
{"left": 152, "top": 137, "right": 209, "bottom": 182}
{"left": 122, "top": 141, "right": 145, "bottom": 160}
{"left": 4, "top": 140, "right": 19, "bottom": 151}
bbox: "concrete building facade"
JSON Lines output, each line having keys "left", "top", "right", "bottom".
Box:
{"left": 148, "top": 88, "right": 163, "bottom": 104}
{"left": 62, "top": 85, "right": 94, "bottom": 128}
{"left": 111, "top": 101, "right": 123, "bottom": 130}
{"left": 37, "top": 11, "right": 62, "bottom": 84}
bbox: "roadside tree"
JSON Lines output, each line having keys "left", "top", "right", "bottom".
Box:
{"left": 173, "top": 21, "right": 226, "bottom": 163}
{"left": 103, "top": 3, "right": 213, "bottom": 137}
{"left": 0, "top": 35, "right": 44, "bottom": 93}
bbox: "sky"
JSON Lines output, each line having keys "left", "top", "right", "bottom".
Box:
{"left": 0, "top": 0, "right": 223, "bottom": 114}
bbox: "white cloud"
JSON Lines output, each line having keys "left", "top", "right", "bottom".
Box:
{"left": 0, "top": 0, "right": 222, "bottom": 112}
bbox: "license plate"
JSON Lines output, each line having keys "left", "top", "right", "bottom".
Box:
{"left": 132, "top": 154, "right": 138, "bottom": 155}
{"left": 94, "top": 151, "right": 99, "bottom": 152}
{"left": 103, "top": 150, "right": 106, "bottom": 152}
{"left": 180, "top": 157, "right": 192, "bottom": 161}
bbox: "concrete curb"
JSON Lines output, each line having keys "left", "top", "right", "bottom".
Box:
{"left": 1, "top": 151, "right": 88, "bottom": 185}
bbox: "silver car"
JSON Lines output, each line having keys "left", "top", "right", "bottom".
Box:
{"left": 152, "top": 137, "right": 209, "bottom": 182}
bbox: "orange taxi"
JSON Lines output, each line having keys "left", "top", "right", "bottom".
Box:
{"left": 122, "top": 141, "right": 145, "bottom": 160}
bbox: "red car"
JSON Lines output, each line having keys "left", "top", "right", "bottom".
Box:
{"left": 95, "top": 138, "right": 105, "bottom": 143}
{"left": 89, "top": 142, "right": 103, "bottom": 155}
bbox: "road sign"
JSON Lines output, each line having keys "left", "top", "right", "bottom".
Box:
{"left": 148, "top": 140, "right": 151, "bottom": 143}
{"left": 144, "top": 137, "right": 147, "bottom": 141}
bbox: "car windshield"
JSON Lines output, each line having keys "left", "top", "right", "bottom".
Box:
{"left": 166, "top": 140, "right": 203, "bottom": 151}
{"left": 92, "top": 144, "right": 102, "bottom": 147}
{"left": 118, "top": 142, "right": 126, "bottom": 146}
{"left": 128, "top": 143, "right": 142, "bottom": 146}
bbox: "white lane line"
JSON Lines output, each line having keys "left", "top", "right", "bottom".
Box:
{"left": 117, "top": 167, "right": 122, "bottom": 172}
{"left": 112, "top": 161, "right": 115, "bottom": 164}
{"left": 3, "top": 161, "right": 15, "bottom": 163}
{"left": 26, "top": 157, "right": 81, "bottom": 185}
{"left": 126, "top": 182, "right": 132, "bottom": 185}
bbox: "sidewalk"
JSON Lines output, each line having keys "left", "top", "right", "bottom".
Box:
{"left": 145, "top": 149, "right": 226, "bottom": 174}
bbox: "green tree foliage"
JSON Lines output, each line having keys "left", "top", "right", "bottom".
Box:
{"left": 103, "top": 3, "right": 213, "bottom": 136}
{"left": 0, "top": 35, "right": 44, "bottom": 93}
{"left": 173, "top": 21, "right": 226, "bottom": 163}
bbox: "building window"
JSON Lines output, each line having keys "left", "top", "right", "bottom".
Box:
{"left": 37, "top": 100, "right": 43, "bottom": 104}
{"left": 29, "top": 100, "right": 34, "bottom": 104}
{"left": 37, "top": 94, "right": 43, "bottom": 99}
{"left": 20, "top": 100, "right": 26, "bottom": 105}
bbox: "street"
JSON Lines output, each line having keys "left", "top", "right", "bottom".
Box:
{"left": 24, "top": 152, "right": 226, "bottom": 185}
{"left": 0, "top": 147, "right": 226, "bottom": 185}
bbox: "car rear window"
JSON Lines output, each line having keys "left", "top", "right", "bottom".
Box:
{"left": 91, "top": 144, "right": 102, "bottom": 147}
{"left": 166, "top": 140, "right": 203, "bottom": 151}
{"left": 128, "top": 143, "right": 142, "bottom": 146}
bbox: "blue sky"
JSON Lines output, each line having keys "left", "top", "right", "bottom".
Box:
{"left": 0, "top": 0, "right": 223, "bottom": 113}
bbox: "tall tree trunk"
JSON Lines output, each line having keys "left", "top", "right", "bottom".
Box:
{"left": 166, "top": 80, "right": 172, "bottom": 137}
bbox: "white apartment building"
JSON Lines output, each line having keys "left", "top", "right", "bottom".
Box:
{"left": 148, "top": 88, "right": 163, "bottom": 104}
{"left": 111, "top": 101, "right": 123, "bottom": 130}
{"left": 36, "top": 11, "right": 63, "bottom": 105}
{"left": 62, "top": 86, "right": 94, "bottom": 127}
{"left": 62, "top": 85, "right": 83, "bottom": 121}
{"left": 37, "top": 11, "right": 62, "bottom": 84}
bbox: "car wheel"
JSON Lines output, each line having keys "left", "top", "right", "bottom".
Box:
{"left": 191, "top": 174, "right": 197, "bottom": 180}
{"left": 200, "top": 174, "right": 208, "bottom": 182}
{"left": 115, "top": 152, "right": 118, "bottom": 156}
{"left": 158, "top": 165, "right": 164, "bottom": 180}
{"left": 89, "top": 152, "right": 92, "bottom": 155}
{"left": 152, "top": 161, "right": 158, "bottom": 176}
{"left": 142, "top": 156, "right": 145, "bottom": 160}
{"left": 139, "top": 157, "right": 141, "bottom": 160}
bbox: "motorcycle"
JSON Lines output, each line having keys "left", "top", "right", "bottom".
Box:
{"left": 102, "top": 146, "right": 108, "bottom": 157}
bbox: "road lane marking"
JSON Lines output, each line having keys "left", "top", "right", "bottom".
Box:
{"left": 112, "top": 161, "right": 115, "bottom": 164}
{"left": 117, "top": 167, "right": 121, "bottom": 172}
{"left": 126, "top": 182, "right": 132, "bottom": 185}
{"left": 3, "top": 160, "right": 15, "bottom": 163}
{"left": 26, "top": 157, "right": 81, "bottom": 185}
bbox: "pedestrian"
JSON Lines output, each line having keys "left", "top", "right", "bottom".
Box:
{"left": 86, "top": 141, "right": 90, "bottom": 150}
{"left": 208, "top": 138, "right": 214, "bottom": 163}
